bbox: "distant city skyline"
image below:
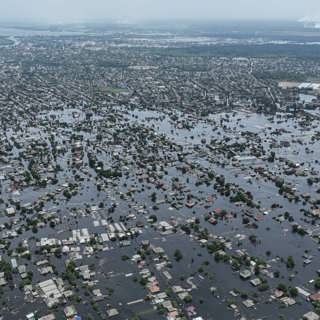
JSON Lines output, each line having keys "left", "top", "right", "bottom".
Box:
{"left": 0, "top": 0, "right": 319, "bottom": 24}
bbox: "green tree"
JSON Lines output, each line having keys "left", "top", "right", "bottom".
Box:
{"left": 286, "top": 256, "right": 295, "bottom": 269}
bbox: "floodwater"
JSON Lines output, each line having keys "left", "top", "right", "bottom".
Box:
{"left": 2, "top": 105, "right": 320, "bottom": 319}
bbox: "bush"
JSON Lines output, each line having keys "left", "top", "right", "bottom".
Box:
{"left": 174, "top": 249, "right": 183, "bottom": 262}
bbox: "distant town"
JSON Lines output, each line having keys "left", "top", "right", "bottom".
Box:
{"left": 0, "top": 21, "right": 320, "bottom": 320}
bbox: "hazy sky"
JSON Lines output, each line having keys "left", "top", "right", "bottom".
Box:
{"left": 1, "top": 0, "right": 320, "bottom": 24}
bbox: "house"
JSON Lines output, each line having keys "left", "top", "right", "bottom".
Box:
{"left": 242, "top": 299, "right": 255, "bottom": 308}
{"left": 296, "top": 287, "right": 311, "bottom": 299}
{"left": 303, "top": 311, "right": 320, "bottom": 320}
{"left": 64, "top": 305, "right": 77, "bottom": 318}
{"left": 38, "top": 314, "right": 56, "bottom": 320}
{"left": 26, "top": 313, "right": 35, "bottom": 320}
{"left": 240, "top": 269, "right": 252, "bottom": 279}
{"left": 11, "top": 258, "right": 18, "bottom": 269}
{"left": 107, "top": 308, "right": 119, "bottom": 317}
{"left": 0, "top": 272, "right": 7, "bottom": 286}
{"left": 38, "top": 279, "right": 64, "bottom": 307}
{"left": 274, "top": 289, "right": 284, "bottom": 298}
{"left": 6, "top": 207, "right": 16, "bottom": 216}
{"left": 309, "top": 293, "right": 320, "bottom": 302}
{"left": 281, "top": 297, "right": 296, "bottom": 306}
{"left": 250, "top": 278, "right": 262, "bottom": 287}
